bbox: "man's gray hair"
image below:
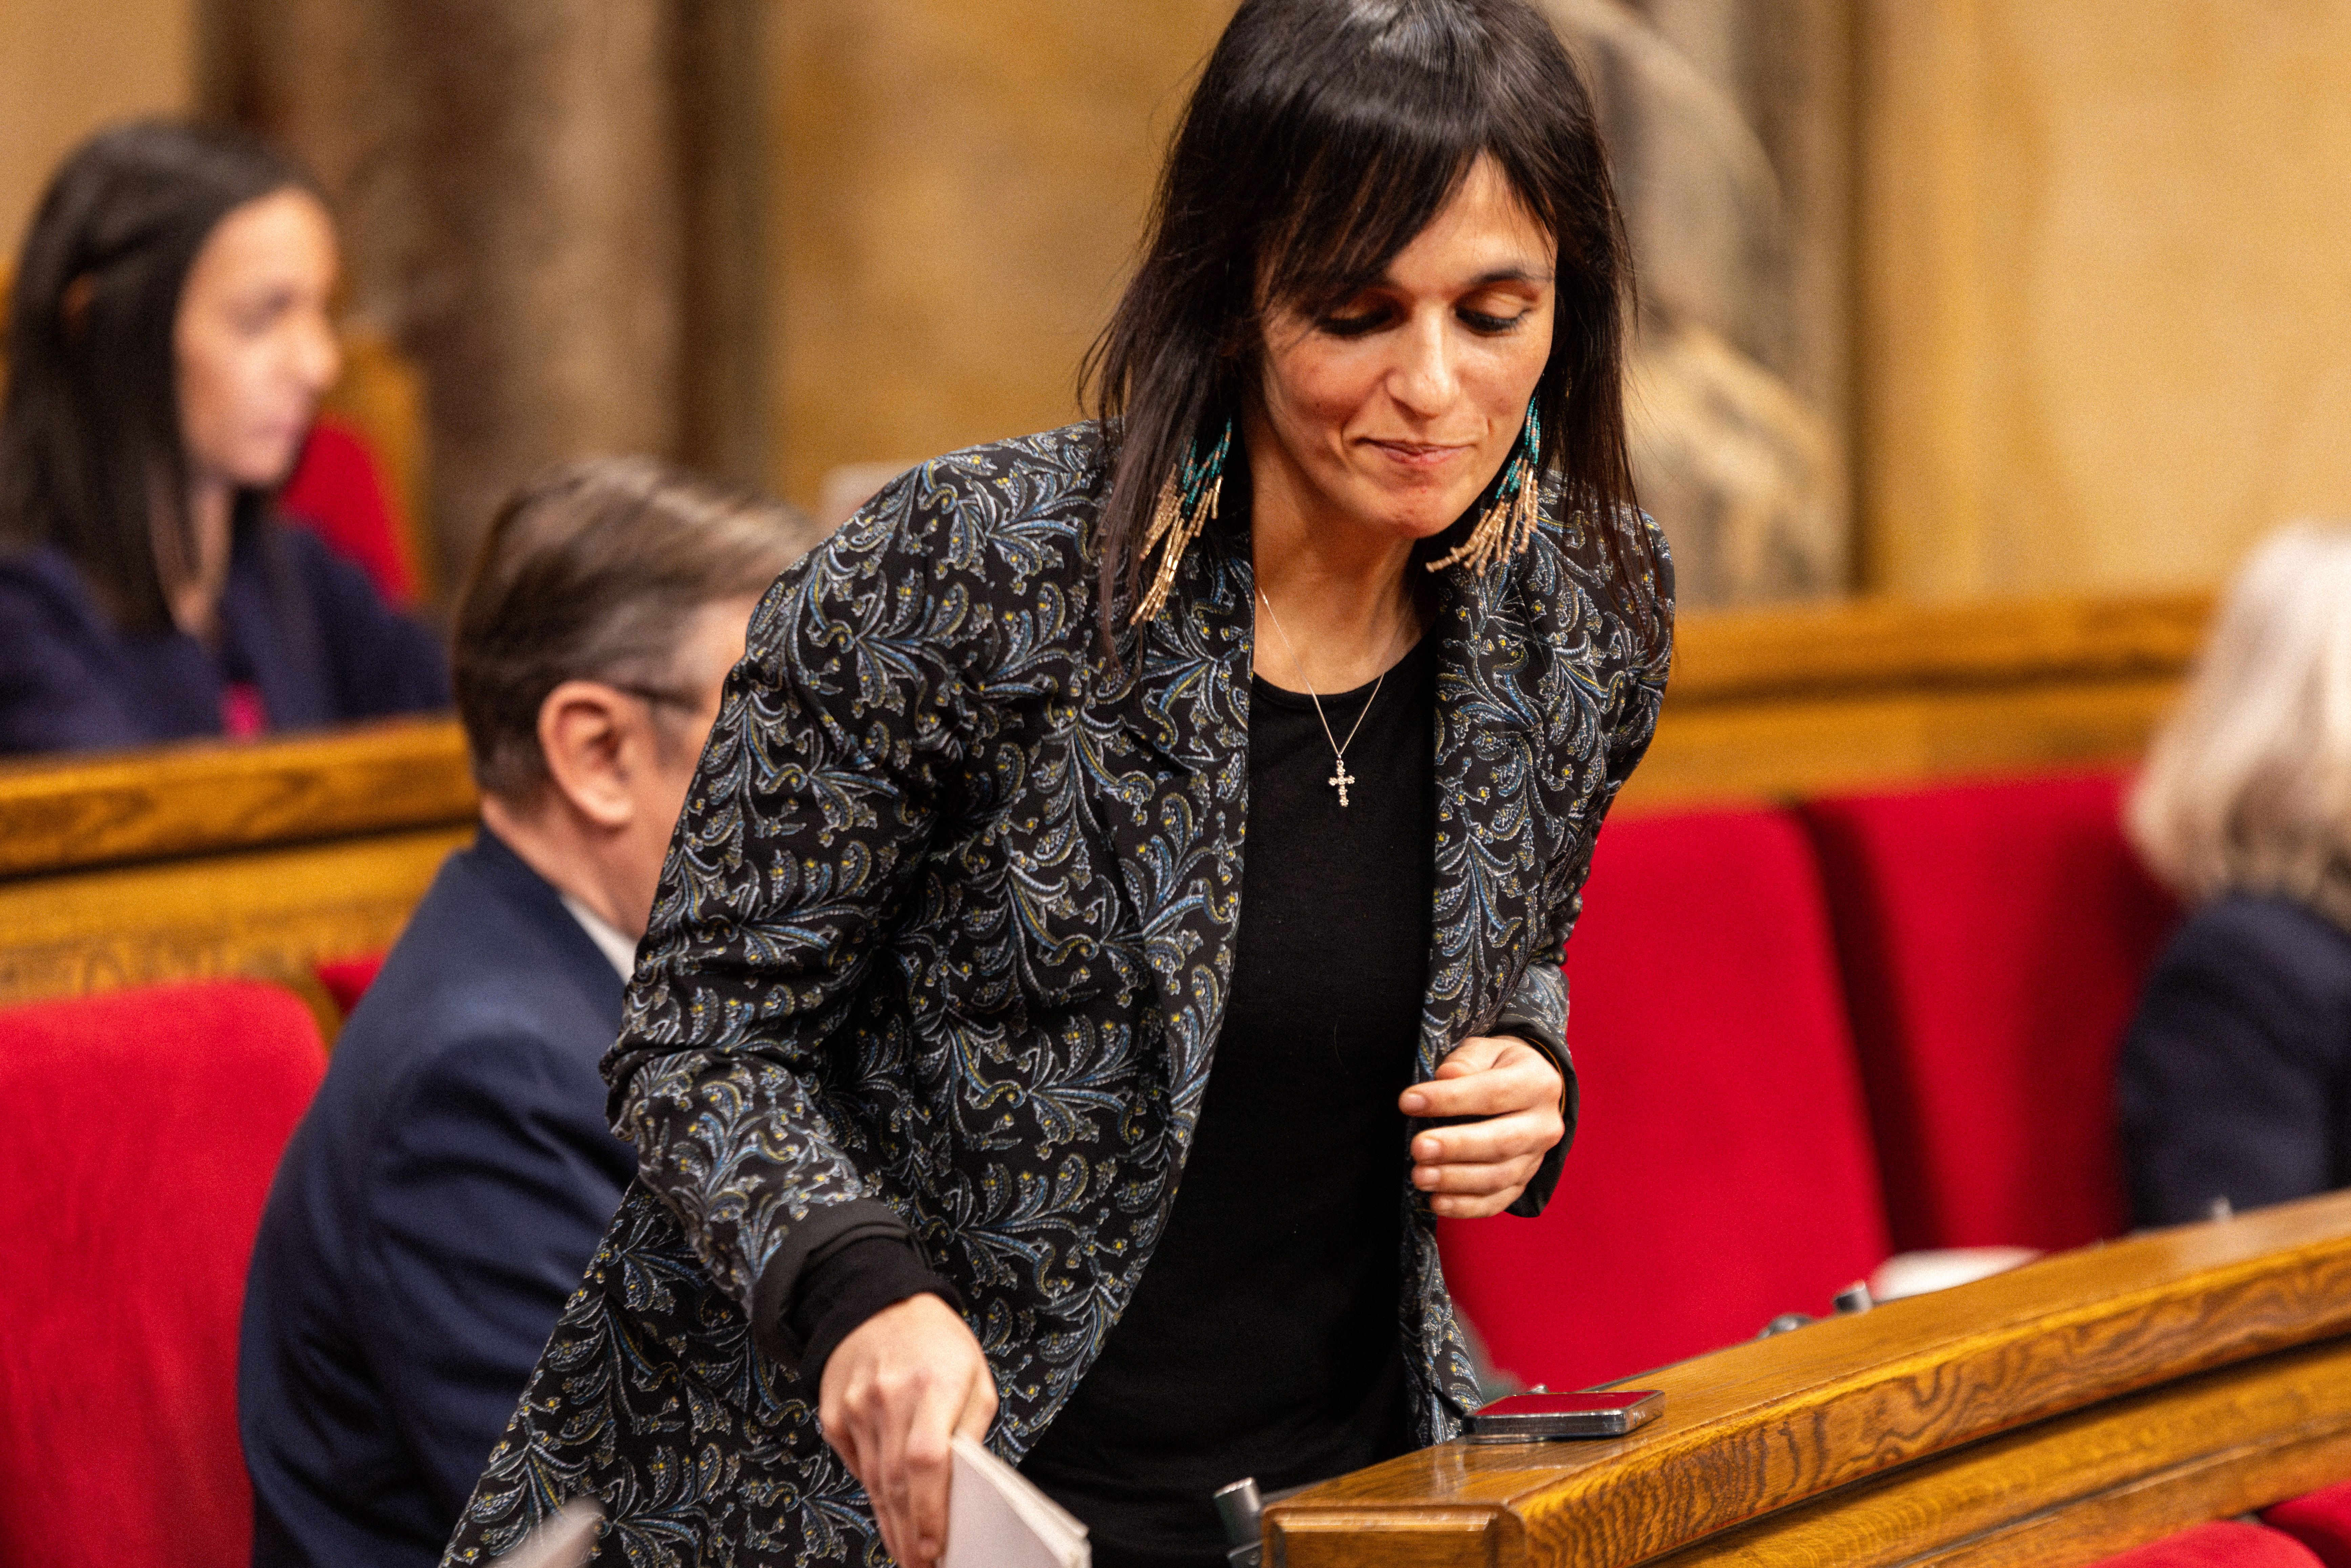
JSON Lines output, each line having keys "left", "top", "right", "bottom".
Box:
{"left": 451, "top": 455, "right": 822, "bottom": 800}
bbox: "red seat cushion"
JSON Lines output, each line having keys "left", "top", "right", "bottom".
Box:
{"left": 2091, "top": 1521, "right": 2324, "bottom": 1567}
{"left": 314, "top": 952, "right": 388, "bottom": 1019}
{"left": 1439, "top": 807, "right": 1889, "bottom": 1392}
{"left": 280, "top": 416, "right": 419, "bottom": 607}
{"left": 1801, "top": 773, "right": 2177, "bottom": 1252}
{"left": 0, "top": 981, "right": 327, "bottom": 1568}
{"left": 2267, "top": 1477, "right": 2351, "bottom": 1567}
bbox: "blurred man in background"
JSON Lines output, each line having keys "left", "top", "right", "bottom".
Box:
{"left": 238, "top": 456, "right": 820, "bottom": 1568}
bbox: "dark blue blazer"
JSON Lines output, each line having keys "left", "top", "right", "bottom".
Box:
{"left": 2119, "top": 892, "right": 2351, "bottom": 1226}
{"left": 239, "top": 829, "right": 636, "bottom": 1568}
{"left": 0, "top": 516, "right": 448, "bottom": 755}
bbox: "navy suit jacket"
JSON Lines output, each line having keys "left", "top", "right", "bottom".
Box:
{"left": 2119, "top": 893, "right": 2351, "bottom": 1226}
{"left": 239, "top": 829, "right": 636, "bottom": 1568}
{"left": 0, "top": 516, "right": 448, "bottom": 755}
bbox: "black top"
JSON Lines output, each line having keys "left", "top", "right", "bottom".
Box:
{"left": 1018, "top": 629, "right": 1439, "bottom": 1568}
{"left": 240, "top": 830, "right": 635, "bottom": 1568}
{"left": 2119, "top": 892, "right": 2351, "bottom": 1226}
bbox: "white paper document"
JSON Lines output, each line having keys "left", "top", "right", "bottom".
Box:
{"left": 944, "top": 1434, "right": 1090, "bottom": 1568}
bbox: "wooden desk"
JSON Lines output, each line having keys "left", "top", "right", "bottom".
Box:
{"left": 0, "top": 718, "right": 476, "bottom": 1021}
{"left": 1268, "top": 1191, "right": 2351, "bottom": 1567}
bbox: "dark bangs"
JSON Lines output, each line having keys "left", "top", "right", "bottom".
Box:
{"left": 1086, "top": 0, "right": 1658, "bottom": 656}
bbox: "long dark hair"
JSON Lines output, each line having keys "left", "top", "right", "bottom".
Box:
{"left": 0, "top": 121, "right": 316, "bottom": 632}
{"left": 1086, "top": 0, "right": 1656, "bottom": 654}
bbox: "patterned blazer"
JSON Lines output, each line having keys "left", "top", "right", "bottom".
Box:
{"left": 444, "top": 422, "right": 1672, "bottom": 1568}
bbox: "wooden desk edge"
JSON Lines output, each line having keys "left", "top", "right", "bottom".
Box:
{"left": 1265, "top": 1192, "right": 2351, "bottom": 1567}
{"left": 0, "top": 716, "right": 476, "bottom": 879}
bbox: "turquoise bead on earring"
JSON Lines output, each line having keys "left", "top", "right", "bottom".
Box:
{"left": 1130, "top": 418, "right": 1232, "bottom": 626}
{"left": 1427, "top": 399, "right": 1543, "bottom": 575}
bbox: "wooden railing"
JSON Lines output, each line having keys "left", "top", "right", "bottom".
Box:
{"left": 1267, "top": 1189, "right": 2351, "bottom": 1567}
{"left": 1621, "top": 588, "right": 2210, "bottom": 811}
{"left": 0, "top": 717, "right": 475, "bottom": 1020}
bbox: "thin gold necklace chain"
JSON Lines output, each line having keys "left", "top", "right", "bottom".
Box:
{"left": 1254, "top": 586, "right": 1392, "bottom": 792}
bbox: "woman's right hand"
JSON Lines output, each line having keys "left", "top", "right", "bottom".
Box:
{"left": 818, "top": 1292, "right": 999, "bottom": 1568}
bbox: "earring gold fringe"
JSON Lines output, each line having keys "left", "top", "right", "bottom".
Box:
{"left": 1427, "top": 403, "right": 1544, "bottom": 575}
{"left": 1130, "top": 421, "right": 1231, "bottom": 627}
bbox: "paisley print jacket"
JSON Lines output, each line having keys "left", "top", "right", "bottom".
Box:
{"left": 443, "top": 422, "right": 1672, "bottom": 1568}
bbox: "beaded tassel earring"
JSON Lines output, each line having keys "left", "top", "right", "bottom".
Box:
{"left": 1427, "top": 401, "right": 1544, "bottom": 575}
{"left": 1130, "top": 419, "right": 1232, "bottom": 626}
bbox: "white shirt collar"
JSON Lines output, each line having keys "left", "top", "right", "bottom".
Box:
{"left": 559, "top": 893, "right": 639, "bottom": 980}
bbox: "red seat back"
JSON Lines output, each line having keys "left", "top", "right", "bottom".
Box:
{"left": 1801, "top": 773, "right": 2178, "bottom": 1252}
{"left": 2268, "top": 1477, "right": 2351, "bottom": 1568}
{"left": 280, "top": 416, "right": 419, "bottom": 607}
{"left": 314, "top": 952, "right": 388, "bottom": 1021}
{"left": 0, "top": 982, "right": 326, "bottom": 1568}
{"left": 2090, "top": 1521, "right": 2324, "bottom": 1567}
{"left": 1439, "top": 808, "right": 1890, "bottom": 1391}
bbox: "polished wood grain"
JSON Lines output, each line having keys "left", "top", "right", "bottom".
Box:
{"left": 1623, "top": 675, "right": 2183, "bottom": 813}
{"left": 1664, "top": 590, "right": 2211, "bottom": 705}
{"left": 0, "top": 825, "right": 465, "bottom": 1011}
{"left": 0, "top": 717, "right": 474, "bottom": 878}
{"left": 1264, "top": 1190, "right": 2351, "bottom": 1568}
{"left": 0, "top": 722, "right": 474, "bottom": 1016}
{"left": 1649, "top": 1336, "right": 2351, "bottom": 1567}
{"left": 1618, "top": 589, "right": 2210, "bottom": 813}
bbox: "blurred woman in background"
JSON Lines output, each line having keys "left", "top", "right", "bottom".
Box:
{"left": 2122, "top": 522, "right": 2351, "bottom": 1225}
{"left": 0, "top": 120, "right": 446, "bottom": 755}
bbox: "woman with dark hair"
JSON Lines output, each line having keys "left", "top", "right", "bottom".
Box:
{"left": 446, "top": 3, "right": 1670, "bottom": 1566}
{"left": 0, "top": 120, "right": 446, "bottom": 754}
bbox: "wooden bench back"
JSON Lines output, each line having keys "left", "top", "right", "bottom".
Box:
{"left": 0, "top": 719, "right": 475, "bottom": 1027}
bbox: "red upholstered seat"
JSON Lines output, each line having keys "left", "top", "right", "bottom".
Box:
{"left": 1800, "top": 772, "right": 2177, "bottom": 1253}
{"left": 0, "top": 981, "right": 327, "bottom": 1568}
{"left": 2268, "top": 1477, "right": 2351, "bottom": 1567}
{"left": 2090, "top": 1521, "right": 2324, "bottom": 1566}
{"left": 280, "top": 416, "right": 419, "bottom": 607}
{"left": 314, "top": 952, "right": 388, "bottom": 1020}
{"left": 1438, "top": 807, "right": 1890, "bottom": 1392}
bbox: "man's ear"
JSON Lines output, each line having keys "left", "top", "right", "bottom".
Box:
{"left": 537, "top": 680, "right": 642, "bottom": 832}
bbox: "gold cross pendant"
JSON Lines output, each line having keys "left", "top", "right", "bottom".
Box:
{"left": 1329, "top": 760, "right": 1355, "bottom": 807}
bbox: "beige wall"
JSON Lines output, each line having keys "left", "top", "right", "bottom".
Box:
{"left": 766, "top": 1, "right": 1236, "bottom": 510}
{"left": 0, "top": 0, "right": 196, "bottom": 261}
{"left": 1859, "top": 0, "right": 2351, "bottom": 600}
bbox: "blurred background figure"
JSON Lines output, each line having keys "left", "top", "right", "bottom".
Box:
{"left": 1537, "top": 0, "right": 1849, "bottom": 605}
{"left": 2122, "top": 523, "right": 2351, "bottom": 1226}
{"left": 0, "top": 121, "right": 446, "bottom": 754}
{"left": 238, "top": 455, "right": 816, "bottom": 1568}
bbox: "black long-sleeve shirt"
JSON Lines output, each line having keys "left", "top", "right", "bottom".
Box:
{"left": 785, "top": 634, "right": 1441, "bottom": 1568}
{"left": 1016, "top": 633, "right": 1438, "bottom": 1567}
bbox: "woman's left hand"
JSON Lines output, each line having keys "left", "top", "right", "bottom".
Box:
{"left": 1398, "top": 1035, "right": 1567, "bottom": 1217}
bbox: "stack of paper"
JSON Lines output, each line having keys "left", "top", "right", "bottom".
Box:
{"left": 943, "top": 1434, "right": 1090, "bottom": 1568}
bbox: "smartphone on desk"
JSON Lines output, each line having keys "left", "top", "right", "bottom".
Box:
{"left": 1465, "top": 1389, "right": 1664, "bottom": 1442}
